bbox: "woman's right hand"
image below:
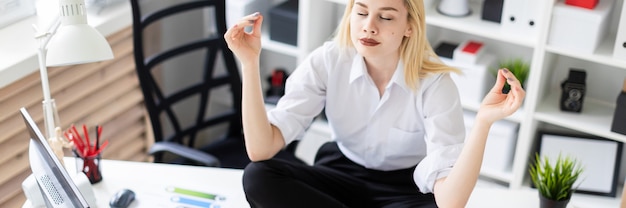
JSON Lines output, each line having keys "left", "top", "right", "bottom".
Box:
{"left": 224, "top": 12, "right": 263, "bottom": 66}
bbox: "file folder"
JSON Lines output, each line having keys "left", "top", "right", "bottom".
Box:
{"left": 614, "top": 0, "right": 626, "bottom": 59}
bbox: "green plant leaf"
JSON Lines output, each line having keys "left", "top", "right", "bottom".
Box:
{"left": 528, "top": 153, "right": 584, "bottom": 201}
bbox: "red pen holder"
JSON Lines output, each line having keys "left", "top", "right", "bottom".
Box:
{"left": 66, "top": 124, "right": 108, "bottom": 184}
{"left": 74, "top": 150, "right": 102, "bottom": 184}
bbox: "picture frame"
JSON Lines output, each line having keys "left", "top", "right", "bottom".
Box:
{"left": 535, "top": 131, "right": 623, "bottom": 197}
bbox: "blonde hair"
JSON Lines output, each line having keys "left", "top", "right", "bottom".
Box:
{"left": 334, "top": 0, "right": 459, "bottom": 90}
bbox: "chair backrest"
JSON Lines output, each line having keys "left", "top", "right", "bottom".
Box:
{"left": 129, "top": 0, "right": 242, "bottom": 163}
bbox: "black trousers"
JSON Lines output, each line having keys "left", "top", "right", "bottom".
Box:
{"left": 242, "top": 142, "right": 437, "bottom": 208}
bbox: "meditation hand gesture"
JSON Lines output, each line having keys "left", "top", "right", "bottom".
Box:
{"left": 224, "top": 13, "right": 263, "bottom": 66}
{"left": 434, "top": 68, "right": 526, "bottom": 207}
{"left": 477, "top": 68, "right": 526, "bottom": 124}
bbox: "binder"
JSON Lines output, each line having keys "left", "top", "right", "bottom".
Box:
{"left": 614, "top": 1, "right": 626, "bottom": 60}
{"left": 482, "top": 0, "right": 505, "bottom": 23}
{"left": 501, "top": 0, "right": 524, "bottom": 32}
{"left": 521, "top": 0, "right": 540, "bottom": 33}
{"left": 501, "top": 0, "right": 539, "bottom": 35}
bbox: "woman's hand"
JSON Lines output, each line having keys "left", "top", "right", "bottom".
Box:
{"left": 223, "top": 12, "right": 263, "bottom": 66}
{"left": 476, "top": 69, "right": 526, "bottom": 124}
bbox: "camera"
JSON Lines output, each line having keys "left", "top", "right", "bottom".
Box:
{"left": 560, "top": 69, "right": 586, "bottom": 112}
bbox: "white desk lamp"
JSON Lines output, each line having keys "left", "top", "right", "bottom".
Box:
{"left": 34, "top": 0, "right": 113, "bottom": 141}
{"left": 24, "top": 0, "right": 112, "bottom": 206}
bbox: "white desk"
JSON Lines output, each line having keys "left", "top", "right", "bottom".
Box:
{"left": 24, "top": 158, "right": 249, "bottom": 208}
{"left": 468, "top": 185, "right": 621, "bottom": 208}
{"left": 23, "top": 158, "right": 620, "bottom": 208}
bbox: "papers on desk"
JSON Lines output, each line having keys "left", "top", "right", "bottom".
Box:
{"left": 131, "top": 183, "right": 235, "bottom": 208}
{"left": 168, "top": 186, "right": 225, "bottom": 207}
{"left": 61, "top": 157, "right": 249, "bottom": 208}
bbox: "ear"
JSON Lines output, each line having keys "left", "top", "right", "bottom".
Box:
{"left": 404, "top": 26, "right": 412, "bottom": 37}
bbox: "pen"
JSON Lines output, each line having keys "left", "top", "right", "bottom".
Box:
{"left": 64, "top": 124, "right": 109, "bottom": 158}
{"left": 83, "top": 125, "right": 91, "bottom": 154}
{"left": 95, "top": 125, "right": 100, "bottom": 151}
{"left": 70, "top": 124, "right": 88, "bottom": 156}
{"left": 92, "top": 140, "right": 108, "bottom": 156}
{"left": 65, "top": 132, "right": 85, "bottom": 158}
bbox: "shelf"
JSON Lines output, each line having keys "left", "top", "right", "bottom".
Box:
{"left": 462, "top": 100, "right": 482, "bottom": 113}
{"left": 535, "top": 92, "right": 626, "bottom": 143}
{"left": 546, "top": 33, "right": 626, "bottom": 70}
{"left": 261, "top": 36, "right": 300, "bottom": 57}
{"left": 461, "top": 99, "right": 524, "bottom": 123}
{"left": 480, "top": 167, "right": 513, "bottom": 183}
{"left": 260, "top": 11, "right": 299, "bottom": 57}
{"left": 424, "top": 0, "right": 537, "bottom": 48}
{"left": 323, "top": 0, "right": 346, "bottom": 5}
{"left": 321, "top": 0, "right": 537, "bottom": 47}
{"left": 439, "top": 56, "right": 524, "bottom": 123}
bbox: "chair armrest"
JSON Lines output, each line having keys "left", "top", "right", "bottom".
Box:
{"left": 148, "top": 142, "right": 221, "bottom": 167}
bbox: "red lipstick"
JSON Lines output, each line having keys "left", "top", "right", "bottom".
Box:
{"left": 359, "top": 38, "right": 380, "bottom": 46}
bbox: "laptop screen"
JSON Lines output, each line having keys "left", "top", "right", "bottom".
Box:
{"left": 21, "top": 107, "right": 90, "bottom": 208}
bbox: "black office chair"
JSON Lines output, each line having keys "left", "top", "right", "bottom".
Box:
{"left": 129, "top": 0, "right": 302, "bottom": 169}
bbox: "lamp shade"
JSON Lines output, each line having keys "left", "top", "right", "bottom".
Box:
{"left": 45, "top": 0, "right": 113, "bottom": 66}
{"left": 46, "top": 24, "right": 113, "bottom": 66}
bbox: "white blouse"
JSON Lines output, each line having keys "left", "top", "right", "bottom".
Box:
{"left": 267, "top": 41, "right": 466, "bottom": 193}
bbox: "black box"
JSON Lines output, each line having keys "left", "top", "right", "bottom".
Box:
{"left": 269, "top": 0, "right": 298, "bottom": 46}
{"left": 482, "top": 0, "right": 504, "bottom": 23}
{"left": 434, "top": 42, "right": 458, "bottom": 59}
{"left": 612, "top": 91, "right": 626, "bottom": 135}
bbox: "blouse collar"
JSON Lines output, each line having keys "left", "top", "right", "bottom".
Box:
{"left": 349, "top": 54, "right": 410, "bottom": 93}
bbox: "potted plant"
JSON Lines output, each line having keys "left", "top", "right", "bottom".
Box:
{"left": 529, "top": 153, "right": 584, "bottom": 208}
{"left": 493, "top": 58, "right": 530, "bottom": 93}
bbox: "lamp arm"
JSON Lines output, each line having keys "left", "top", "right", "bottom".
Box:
{"left": 33, "top": 16, "right": 62, "bottom": 139}
{"left": 33, "top": 16, "right": 61, "bottom": 52}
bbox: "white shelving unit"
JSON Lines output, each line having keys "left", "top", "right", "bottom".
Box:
{"left": 261, "top": 35, "right": 300, "bottom": 57}
{"left": 258, "top": 0, "right": 339, "bottom": 91}
{"left": 259, "top": 0, "right": 626, "bottom": 205}
{"left": 425, "top": 0, "right": 538, "bottom": 48}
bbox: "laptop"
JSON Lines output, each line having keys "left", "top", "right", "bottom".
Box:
{"left": 22, "top": 107, "right": 91, "bottom": 208}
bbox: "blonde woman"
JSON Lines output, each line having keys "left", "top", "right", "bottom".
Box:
{"left": 224, "top": 0, "right": 525, "bottom": 207}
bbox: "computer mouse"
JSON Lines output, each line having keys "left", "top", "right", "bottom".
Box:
{"left": 109, "top": 188, "right": 135, "bottom": 208}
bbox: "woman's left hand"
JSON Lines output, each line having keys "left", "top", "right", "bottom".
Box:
{"left": 476, "top": 68, "right": 526, "bottom": 124}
